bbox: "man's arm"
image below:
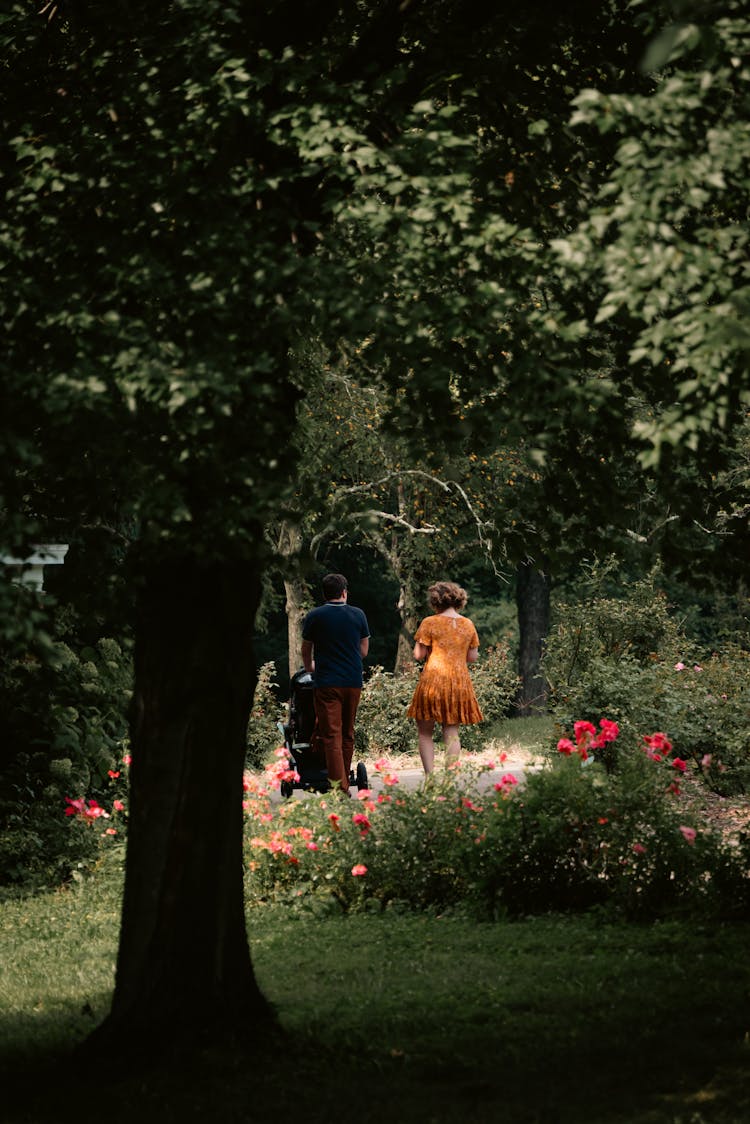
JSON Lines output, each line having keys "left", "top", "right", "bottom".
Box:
{"left": 301, "top": 639, "right": 314, "bottom": 673}
{"left": 360, "top": 636, "right": 369, "bottom": 659}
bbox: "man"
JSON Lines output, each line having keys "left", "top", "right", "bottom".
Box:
{"left": 301, "top": 573, "right": 370, "bottom": 796}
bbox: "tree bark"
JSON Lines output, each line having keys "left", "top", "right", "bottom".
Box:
{"left": 395, "top": 576, "right": 421, "bottom": 673}
{"left": 277, "top": 520, "right": 309, "bottom": 680}
{"left": 86, "top": 553, "right": 273, "bottom": 1055}
{"left": 284, "top": 574, "right": 308, "bottom": 680}
{"left": 515, "top": 560, "right": 551, "bottom": 716}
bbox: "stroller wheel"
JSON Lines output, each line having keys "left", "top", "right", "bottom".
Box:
{"left": 356, "top": 762, "right": 369, "bottom": 790}
{"left": 280, "top": 780, "right": 294, "bottom": 799}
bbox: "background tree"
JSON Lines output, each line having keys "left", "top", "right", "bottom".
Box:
{"left": 551, "top": 1, "right": 750, "bottom": 468}
{"left": 265, "top": 347, "right": 509, "bottom": 675}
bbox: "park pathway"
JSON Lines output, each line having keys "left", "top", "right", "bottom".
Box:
{"left": 282, "top": 751, "right": 542, "bottom": 802}
{"left": 365, "top": 756, "right": 540, "bottom": 796}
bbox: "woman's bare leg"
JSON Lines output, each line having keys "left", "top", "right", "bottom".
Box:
{"left": 443, "top": 724, "right": 461, "bottom": 767}
{"left": 417, "top": 720, "right": 436, "bottom": 774}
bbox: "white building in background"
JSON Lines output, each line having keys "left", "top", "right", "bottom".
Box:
{"left": 1, "top": 544, "right": 69, "bottom": 592}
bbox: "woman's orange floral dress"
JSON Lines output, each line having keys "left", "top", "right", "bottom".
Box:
{"left": 407, "top": 614, "right": 483, "bottom": 725}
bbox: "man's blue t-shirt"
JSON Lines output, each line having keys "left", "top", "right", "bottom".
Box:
{"left": 302, "top": 602, "right": 370, "bottom": 688}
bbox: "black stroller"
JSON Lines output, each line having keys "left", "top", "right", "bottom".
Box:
{"left": 278, "top": 669, "right": 369, "bottom": 798}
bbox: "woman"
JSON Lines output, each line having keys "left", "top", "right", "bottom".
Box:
{"left": 407, "top": 580, "right": 483, "bottom": 773}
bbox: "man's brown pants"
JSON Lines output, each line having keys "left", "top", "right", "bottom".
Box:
{"left": 313, "top": 686, "right": 362, "bottom": 795}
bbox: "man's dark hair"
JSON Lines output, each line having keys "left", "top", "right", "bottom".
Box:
{"left": 322, "top": 573, "right": 348, "bottom": 600}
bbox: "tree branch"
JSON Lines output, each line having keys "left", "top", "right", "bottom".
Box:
{"left": 331, "top": 468, "right": 508, "bottom": 580}
{"left": 349, "top": 509, "right": 438, "bottom": 534}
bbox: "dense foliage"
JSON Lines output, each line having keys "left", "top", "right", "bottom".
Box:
{"left": 0, "top": 629, "right": 131, "bottom": 886}
{"left": 555, "top": 3, "right": 750, "bottom": 468}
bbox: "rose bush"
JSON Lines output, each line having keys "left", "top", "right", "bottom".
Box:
{"left": 0, "top": 637, "right": 132, "bottom": 888}
{"left": 243, "top": 735, "right": 750, "bottom": 921}
{"left": 546, "top": 568, "right": 750, "bottom": 793}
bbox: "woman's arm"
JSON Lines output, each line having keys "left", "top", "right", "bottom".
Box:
{"left": 466, "top": 647, "right": 479, "bottom": 664}
{"left": 413, "top": 641, "right": 431, "bottom": 661}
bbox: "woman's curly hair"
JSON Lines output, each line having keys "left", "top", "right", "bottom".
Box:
{"left": 427, "top": 581, "right": 468, "bottom": 612}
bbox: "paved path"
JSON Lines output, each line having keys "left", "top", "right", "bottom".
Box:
{"left": 283, "top": 756, "right": 542, "bottom": 802}
{"left": 364, "top": 761, "right": 539, "bottom": 795}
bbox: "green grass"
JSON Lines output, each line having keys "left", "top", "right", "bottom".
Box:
{"left": 483, "top": 713, "right": 553, "bottom": 757}
{"left": 373, "top": 714, "right": 554, "bottom": 771}
{"left": 3, "top": 858, "right": 750, "bottom": 1123}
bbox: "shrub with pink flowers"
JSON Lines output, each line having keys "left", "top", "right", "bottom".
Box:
{"left": 548, "top": 649, "right": 750, "bottom": 795}
{"left": 243, "top": 742, "right": 750, "bottom": 921}
{"left": 47, "top": 752, "right": 132, "bottom": 883}
{"left": 659, "top": 648, "right": 750, "bottom": 796}
{"left": 0, "top": 636, "right": 132, "bottom": 888}
{"left": 245, "top": 753, "right": 521, "bottom": 914}
{"left": 62, "top": 755, "right": 131, "bottom": 836}
{"left": 545, "top": 566, "right": 750, "bottom": 794}
{"left": 556, "top": 717, "right": 620, "bottom": 771}
{"left": 477, "top": 737, "right": 749, "bottom": 920}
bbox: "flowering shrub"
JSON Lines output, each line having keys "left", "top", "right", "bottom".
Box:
{"left": 556, "top": 714, "right": 703, "bottom": 804}
{"left": 7, "top": 748, "right": 133, "bottom": 892}
{"left": 546, "top": 569, "right": 750, "bottom": 794}
{"left": 557, "top": 718, "right": 620, "bottom": 769}
{"left": 481, "top": 745, "right": 748, "bottom": 920}
{"left": 659, "top": 649, "right": 750, "bottom": 796}
{"left": 246, "top": 753, "right": 508, "bottom": 914}
{"left": 62, "top": 752, "right": 131, "bottom": 836}
{"left": 0, "top": 636, "right": 132, "bottom": 887}
{"left": 549, "top": 651, "right": 750, "bottom": 794}
{"left": 244, "top": 742, "right": 750, "bottom": 921}
{"left": 64, "top": 797, "right": 112, "bottom": 824}
{"left": 55, "top": 750, "right": 132, "bottom": 881}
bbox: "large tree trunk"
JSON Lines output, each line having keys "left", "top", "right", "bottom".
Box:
{"left": 515, "top": 560, "right": 551, "bottom": 716}
{"left": 87, "top": 554, "right": 273, "bottom": 1055}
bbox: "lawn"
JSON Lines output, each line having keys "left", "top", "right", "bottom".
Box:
{"left": 2, "top": 855, "right": 750, "bottom": 1124}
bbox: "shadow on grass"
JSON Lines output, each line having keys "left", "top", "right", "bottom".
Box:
{"left": 3, "top": 990, "right": 750, "bottom": 1124}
